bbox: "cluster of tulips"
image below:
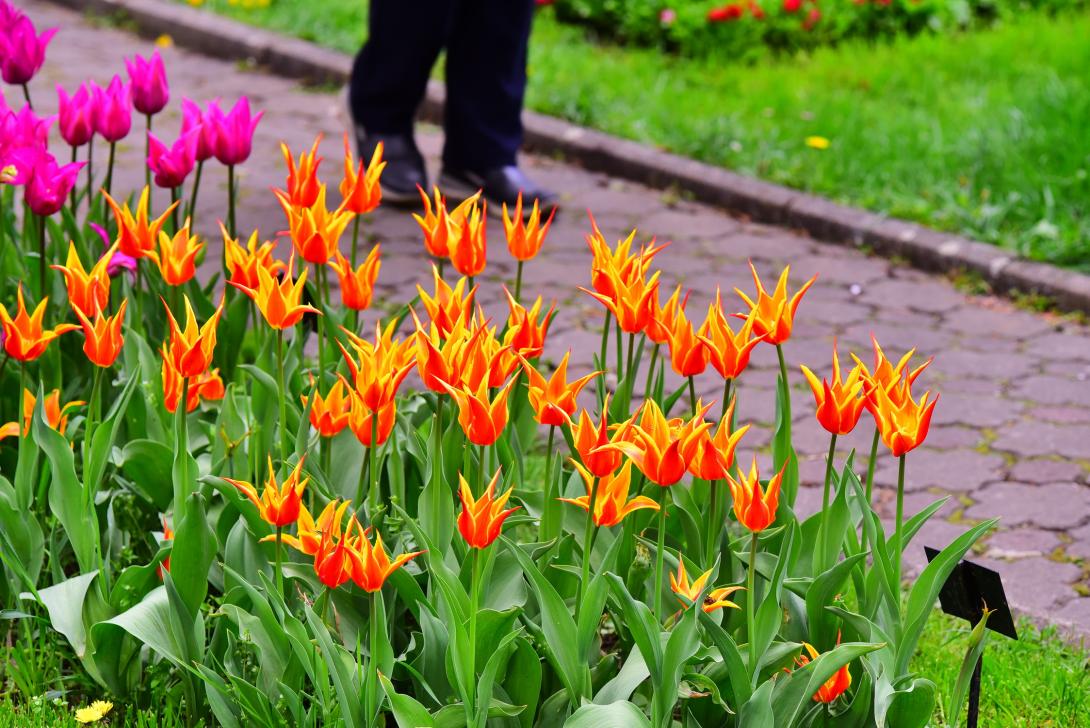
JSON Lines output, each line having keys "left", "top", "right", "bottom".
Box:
{"left": 0, "top": 5, "right": 995, "bottom": 728}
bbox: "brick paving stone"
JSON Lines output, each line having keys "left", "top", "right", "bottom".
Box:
{"left": 1055, "top": 599, "right": 1090, "bottom": 632}
{"left": 873, "top": 449, "right": 1007, "bottom": 493}
{"left": 22, "top": 0, "right": 1090, "bottom": 634}
{"left": 991, "top": 421, "right": 1090, "bottom": 460}
{"left": 981, "top": 528, "right": 1062, "bottom": 559}
{"left": 964, "top": 482, "right": 1090, "bottom": 530}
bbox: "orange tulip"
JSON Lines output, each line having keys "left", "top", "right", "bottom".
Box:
{"left": 734, "top": 262, "right": 816, "bottom": 345}
{"left": 312, "top": 504, "right": 356, "bottom": 589}
{"left": 0, "top": 286, "right": 79, "bottom": 362}
{"left": 561, "top": 461, "right": 657, "bottom": 527}
{"left": 870, "top": 378, "right": 938, "bottom": 457}
{"left": 645, "top": 285, "right": 688, "bottom": 346}
{"left": 670, "top": 560, "right": 744, "bottom": 613}
{"left": 800, "top": 342, "right": 867, "bottom": 436}
{"left": 328, "top": 246, "right": 380, "bottom": 311}
{"left": 585, "top": 216, "right": 667, "bottom": 299}
{"left": 50, "top": 241, "right": 113, "bottom": 318}
{"left": 417, "top": 266, "right": 476, "bottom": 339}
{"left": 413, "top": 312, "right": 469, "bottom": 393}
{"left": 339, "top": 324, "right": 415, "bottom": 412}
{"left": 163, "top": 294, "right": 224, "bottom": 377}
{"left": 161, "top": 355, "right": 225, "bottom": 413}
{"left": 277, "top": 185, "right": 353, "bottom": 265}
{"left": 440, "top": 376, "right": 516, "bottom": 446}
{"left": 606, "top": 399, "right": 712, "bottom": 486}
{"left": 231, "top": 254, "right": 320, "bottom": 330}
{"left": 792, "top": 637, "right": 852, "bottom": 704}
{"left": 302, "top": 378, "right": 351, "bottom": 437}
{"left": 468, "top": 323, "right": 520, "bottom": 390}
{"left": 448, "top": 198, "right": 487, "bottom": 277}
{"left": 853, "top": 336, "right": 932, "bottom": 417}
{"left": 222, "top": 225, "right": 286, "bottom": 290}
{"left": 503, "top": 289, "right": 554, "bottom": 359}
{"left": 275, "top": 500, "right": 348, "bottom": 556}
{"left": 567, "top": 397, "right": 622, "bottom": 477}
{"left": 340, "top": 135, "right": 384, "bottom": 214}
{"left": 698, "top": 291, "right": 764, "bottom": 380}
{"left": 147, "top": 219, "right": 203, "bottom": 286}
{"left": 0, "top": 388, "right": 84, "bottom": 441}
{"left": 681, "top": 398, "right": 750, "bottom": 481}
{"left": 665, "top": 309, "right": 709, "bottom": 377}
{"left": 522, "top": 352, "right": 600, "bottom": 427}
{"left": 349, "top": 527, "right": 424, "bottom": 593}
{"left": 582, "top": 268, "right": 660, "bottom": 335}
{"left": 74, "top": 299, "right": 127, "bottom": 368}
{"left": 280, "top": 135, "right": 323, "bottom": 209}
{"left": 224, "top": 456, "right": 309, "bottom": 528}
{"left": 104, "top": 187, "right": 178, "bottom": 259}
{"left": 414, "top": 187, "right": 481, "bottom": 259}
{"left": 347, "top": 389, "right": 397, "bottom": 447}
{"left": 503, "top": 192, "right": 555, "bottom": 261}
{"left": 458, "top": 470, "right": 519, "bottom": 549}
{"left": 726, "top": 456, "right": 784, "bottom": 533}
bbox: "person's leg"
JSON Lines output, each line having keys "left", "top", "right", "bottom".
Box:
{"left": 349, "top": 0, "right": 452, "bottom": 135}
{"left": 442, "top": 0, "right": 534, "bottom": 172}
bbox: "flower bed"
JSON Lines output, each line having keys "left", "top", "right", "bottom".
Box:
{"left": 1, "top": 3, "right": 1003, "bottom": 726}
{"left": 548, "top": 0, "right": 1086, "bottom": 60}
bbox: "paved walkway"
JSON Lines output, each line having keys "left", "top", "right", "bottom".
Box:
{"left": 22, "top": 0, "right": 1090, "bottom": 635}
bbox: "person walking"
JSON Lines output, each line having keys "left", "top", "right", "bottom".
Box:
{"left": 349, "top": 0, "right": 557, "bottom": 213}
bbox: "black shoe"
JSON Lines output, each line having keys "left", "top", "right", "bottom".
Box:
{"left": 355, "top": 128, "right": 427, "bottom": 206}
{"left": 439, "top": 165, "right": 559, "bottom": 219}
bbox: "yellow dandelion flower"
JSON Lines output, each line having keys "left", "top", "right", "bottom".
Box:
{"left": 155, "top": 34, "right": 174, "bottom": 48}
{"left": 805, "top": 135, "right": 831, "bottom": 150}
{"left": 186, "top": 0, "right": 204, "bottom": 5}
{"left": 75, "top": 700, "right": 113, "bottom": 724}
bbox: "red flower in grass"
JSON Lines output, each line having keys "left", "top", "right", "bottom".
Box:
{"left": 784, "top": 0, "right": 802, "bottom": 12}
{"left": 708, "top": 4, "right": 744, "bottom": 21}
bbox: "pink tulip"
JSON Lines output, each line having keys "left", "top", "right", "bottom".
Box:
{"left": 0, "top": 106, "right": 52, "bottom": 183}
{"left": 0, "top": 14, "right": 56, "bottom": 86}
{"left": 23, "top": 150, "right": 84, "bottom": 216}
{"left": 147, "top": 129, "right": 198, "bottom": 189}
{"left": 125, "top": 50, "right": 169, "bottom": 117}
{"left": 180, "top": 98, "right": 217, "bottom": 162}
{"left": 209, "top": 96, "right": 262, "bottom": 166}
{"left": 93, "top": 76, "right": 132, "bottom": 143}
{"left": 57, "top": 82, "right": 98, "bottom": 147}
{"left": 0, "top": 0, "right": 22, "bottom": 31}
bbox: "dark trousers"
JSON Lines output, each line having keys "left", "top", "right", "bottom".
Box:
{"left": 350, "top": 0, "right": 534, "bottom": 171}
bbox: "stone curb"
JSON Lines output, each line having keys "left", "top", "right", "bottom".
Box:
{"left": 49, "top": 0, "right": 1090, "bottom": 314}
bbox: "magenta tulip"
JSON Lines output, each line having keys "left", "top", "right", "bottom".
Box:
{"left": 57, "top": 83, "right": 98, "bottom": 148}
{"left": 147, "top": 130, "right": 197, "bottom": 189}
{"left": 209, "top": 97, "right": 262, "bottom": 166}
{"left": 93, "top": 77, "right": 132, "bottom": 143}
{"left": 90, "top": 222, "right": 137, "bottom": 278}
{"left": 0, "top": 14, "right": 56, "bottom": 86}
{"left": 125, "top": 50, "right": 169, "bottom": 116}
{"left": 180, "top": 98, "right": 216, "bottom": 163}
{"left": 23, "top": 151, "right": 83, "bottom": 216}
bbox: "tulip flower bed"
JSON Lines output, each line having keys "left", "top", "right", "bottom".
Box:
{"left": 0, "top": 4, "right": 1028, "bottom": 727}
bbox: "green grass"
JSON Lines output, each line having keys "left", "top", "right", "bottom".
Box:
{"left": 170, "top": 1, "right": 1090, "bottom": 270}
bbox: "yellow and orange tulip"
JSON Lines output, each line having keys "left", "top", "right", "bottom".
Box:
{"left": 560, "top": 461, "right": 657, "bottom": 528}
{"left": 792, "top": 637, "right": 853, "bottom": 704}
{"left": 440, "top": 376, "right": 516, "bottom": 447}
{"left": 870, "top": 378, "right": 938, "bottom": 457}
{"left": 163, "top": 294, "right": 224, "bottom": 378}
{"left": 349, "top": 527, "right": 423, "bottom": 593}
{"left": 800, "top": 342, "right": 867, "bottom": 435}
{"left": 0, "top": 285, "right": 79, "bottom": 362}
{"left": 522, "top": 352, "right": 600, "bottom": 427}
{"left": 417, "top": 267, "right": 476, "bottom": 339}
{"left": 277, "top": 185, "right": 353, "bottom": 265}
{"left": 328, "top": 246, "right": 380, "bottom": 311}
{"left": 699, "top": 291, "right": 764, "bottom": 380}
{"left": 340, "top": 135, "right": 384, "bottom": 215}
{"left": 567, "top": 398, "right": 623, "bottom": 477}
{"left": 222, "top": 226, "right": 286, "bottom": 290}
{"left": 224, "top": 456, "right": 309, "bottom": 528}
{"left": 147, "top": 220, "right": 203, "bottom": 286}
{"left": 503, "top": 192, "right": 554, "bottom": 261}
{"left": 75, "top": 299, "right": 127, "bottom": 368}
{"left": 670, "top": 560, "right": 744, "bottom": 613}
{"left": 231, "top": 254, "right": 320, "bottom": 330}
{"left": 280, "top": 135, "right": 323, "bottom": 209}
{"left": 734, "top": 262, "right": 816, "bottom": 345}
{"left": 104, "top": 187, "right": 178, "bottom": 259}
{"left": 457, "top": 470, "right": 519, "bottom": 549}
{"left": 448, "top": 198, "right": 487, "bottom": 277}
{"left": 302, "top": 378, "right": 351, "bottom": 437}
{"left": 681, "top": 399, "right": 749, "bottom": 481}
{"left": 0, "top": 388, "right": 84, "bottom": 441}
{"left": 51, "top": 241, "right": 113, "bottom": 318}
{"left": 726, "top": 456, "right": 785, "bottom": 533}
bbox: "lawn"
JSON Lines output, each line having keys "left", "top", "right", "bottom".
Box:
{"left": 174, "top": 0, "right": 1090, "bottom": 269}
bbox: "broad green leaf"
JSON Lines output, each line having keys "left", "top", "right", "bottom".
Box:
{"left": 503, "top": 537, "right": 591, "bottom": 703}
{"left": 170, "top": 492, "right": 218, "bottom": 617}
{"left": 305, "top": 604, "right": 363, "bottom": 728}
{"left": 380, "top": 671, "right": 436, "bottom": 727}
{"left": 769, "top": 641, "right": 883, "bottom": 726}
{"left": 698, "top": 610, "right": 751, "bottom": 707}
{"left": 120, "top": 439, "right": 175, "bottom": 510}
{"left": 564, "top": 701, "right": 650, "bottom": 728}
{"left": 25, "top": 571, "right": 98, "bottom": 658}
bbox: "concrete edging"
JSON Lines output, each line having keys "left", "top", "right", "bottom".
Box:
{"left": 49, "top": 0, "right": 1090, "bottom": 314}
